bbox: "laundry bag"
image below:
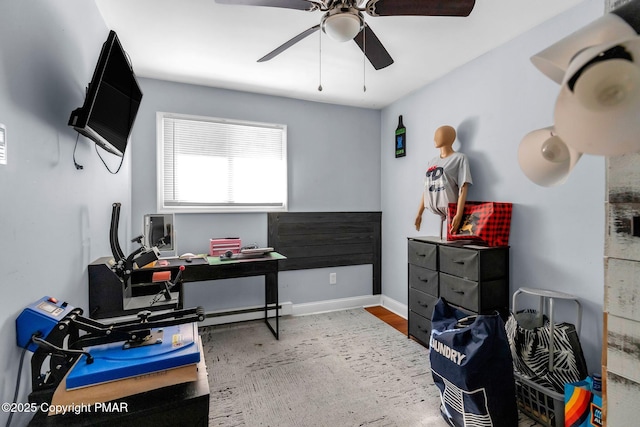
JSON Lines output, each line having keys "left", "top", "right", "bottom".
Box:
{"left": 447, "top": 201, "right": 512, "bottom": 247}
{"left": 430, "top": 298, "right": 518, "bottom": 427}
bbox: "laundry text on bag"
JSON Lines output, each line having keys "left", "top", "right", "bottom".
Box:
{"left": 430, "top": 337, "right": 467, "bottom": 365}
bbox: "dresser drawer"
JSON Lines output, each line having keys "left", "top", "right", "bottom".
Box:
{"left": 408, "top": 240, "right": 437, "bottom": 270}
{"left": 409, "top": 288, "right": 438, "bottom": 320}
{"left": 440, "top": 273, "right": 479, "bottom": 311}
{"left": 440, "top": 246, "right": 508, "bottom": 281}
{"left": 409, "top": 312, "right": 432, "bottom": 347}
{"left": 440, "top": 273, "right": 509, "bottom": 313}
{"left": 439, "top": 246, "right": 479, "bottom": 281}
{"left": 409, "top": 265, "right": 438, "bottom": 296}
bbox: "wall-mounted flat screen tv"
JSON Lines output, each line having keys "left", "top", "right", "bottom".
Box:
{"left": 68, "top": 30, "right": 142, "bottom": 157}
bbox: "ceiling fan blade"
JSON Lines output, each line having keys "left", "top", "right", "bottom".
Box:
{"left": 215, "top": 0, "right": 318, "bottom": 11}
{"left": 353, "top": 24, "right": 394, "bottom": 70}
{"left": 258, "top": 25, "right": 321, "bottom": 62}
{"left": 364, "top": 0, "right": 475, "bottom": 17}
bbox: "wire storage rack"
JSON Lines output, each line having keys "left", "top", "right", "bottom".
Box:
{"left": 510, "top": 287, "right": 584, "bottom": 427}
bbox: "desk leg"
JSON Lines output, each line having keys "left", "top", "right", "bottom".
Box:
{"left": 178, "top": 281, "right": 185, "bottom": 310}
{"left": 265, "top": 271, "right": 279, "bottom": 339}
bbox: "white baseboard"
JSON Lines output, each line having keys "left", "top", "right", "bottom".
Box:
{"left": 200, "top": 301, "right": 293, "bottom": 327}
{"left": 379, "top": 295, "right": 408, "bottom": 319}
{"left": 199, "top": 294, "right": 408, "bottom": 327}
{"left": 292, "top": 295, "right": 382, "bottom": 316}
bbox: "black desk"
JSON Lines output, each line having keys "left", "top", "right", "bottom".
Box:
{"left": 89, "top": 253, "right": 285, "bottom": 339}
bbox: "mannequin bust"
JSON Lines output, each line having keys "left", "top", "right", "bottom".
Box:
{"left": 415, "top": 125, "right": 472, "bottom": 237}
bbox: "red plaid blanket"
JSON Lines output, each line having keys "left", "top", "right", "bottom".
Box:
{"left": 447, "top": 201, "right": 512, "bottom": 247}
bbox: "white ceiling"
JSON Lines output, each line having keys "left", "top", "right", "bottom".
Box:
{"left": 95, "top": 0, "right": 586, "bottom": 109}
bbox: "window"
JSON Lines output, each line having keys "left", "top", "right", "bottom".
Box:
{"left": 157, "top": 112, "right": 287, "bottom": 213}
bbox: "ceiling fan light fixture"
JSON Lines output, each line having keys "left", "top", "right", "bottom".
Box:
{"left": 322, "top": 11, "right": 363, "bottom": 42}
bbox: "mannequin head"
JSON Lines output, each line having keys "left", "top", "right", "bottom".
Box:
{"left": 434, "top": 125, "right": 456, "bottom": 149}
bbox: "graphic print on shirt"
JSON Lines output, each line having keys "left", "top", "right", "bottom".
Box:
{"left": 427, "top": 165, "right": 445, "bottom": 193}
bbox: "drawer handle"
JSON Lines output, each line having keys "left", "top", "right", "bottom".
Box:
{"left": 418, "top": 276, "right": 430, "bottom": 283}
{"left": 416, "top": 252, "right": 427, "bottom": 257}
{"left": 453, "top": 260, "right": 465, "bottom": 265}
{"left": 452, "top": 290, "right": 465, "bottom": 295}
{"left": 419, "top": 300, "right": 430, "bottom": 308}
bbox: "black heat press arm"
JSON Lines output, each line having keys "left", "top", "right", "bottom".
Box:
{"left": 110, "top": 202, "right": 126, "bottom": 263}
{"left": 109, "top": 202, "right": 159, "bottom": 281}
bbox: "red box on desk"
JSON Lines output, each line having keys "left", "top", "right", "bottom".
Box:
{"left": 209, "top": 238, "right": 242, "bottom": 256}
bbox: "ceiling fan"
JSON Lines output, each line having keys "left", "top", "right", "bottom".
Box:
{"left": 215, "top": 0, "right": 476, "bottom": 70}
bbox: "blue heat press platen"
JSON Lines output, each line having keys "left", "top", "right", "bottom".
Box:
{"left": 66, "top": 323, "right": 200, "bottom": 390}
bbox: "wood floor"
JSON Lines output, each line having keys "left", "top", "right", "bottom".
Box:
{"left": 365, "top": 305, "right": 408, "bottom": 335}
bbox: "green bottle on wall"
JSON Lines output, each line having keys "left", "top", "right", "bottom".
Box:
{"left": 395, "top": 115, "right": 406, "bottom": 158}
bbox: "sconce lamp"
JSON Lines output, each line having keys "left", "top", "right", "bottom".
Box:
{"left": 554, "top": 36, "right": 640, "bottom": 156}
{"left": 519, "top": 0, "right": 640, "bottom": 186}
{"left": 518, "top": 127, "right": 582, "bottom": 187}
{"left": 531, "top": 0, "right": 640, "bottom": 83}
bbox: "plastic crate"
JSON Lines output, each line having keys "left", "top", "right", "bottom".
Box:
{"left": 514, "top": 371, "right": 564, "bottom": 427}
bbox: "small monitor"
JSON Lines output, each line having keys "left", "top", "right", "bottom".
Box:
{"left": 144, "top": 214, "right": 176, "bottom": 258}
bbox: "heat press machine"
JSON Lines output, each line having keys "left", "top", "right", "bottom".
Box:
{"left": 16, "top": 295, "right": 205, "bottom": 411}
{"left": 109, "top": 202, "right": 161, "bottom": 284}
{"left": 89, "top": 203, "right": 182, "bottom": 319}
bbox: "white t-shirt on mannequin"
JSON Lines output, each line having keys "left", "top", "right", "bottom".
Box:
{"left": 424, "top": 152, "right": 472, "bottom": 219}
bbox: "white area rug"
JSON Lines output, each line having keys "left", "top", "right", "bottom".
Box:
{"left": 200, "top": 309, "right": 542, "bottom": 427}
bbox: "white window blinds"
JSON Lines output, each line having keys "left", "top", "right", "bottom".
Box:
{"left": 158, "top": 112, "right": 287, "bottom": 212}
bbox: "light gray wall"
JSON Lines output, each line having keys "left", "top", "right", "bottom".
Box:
{"left": 130, "top": 78, "right": 381, "bottom": 311}
{"left": 0, "top": 1, "right": 131, "bottom": 425}
{"left": 0, "top": 1, "right": 609, "bottom": 420}
{"left": 381, "top": 0, "right": 605, "bottom": 372}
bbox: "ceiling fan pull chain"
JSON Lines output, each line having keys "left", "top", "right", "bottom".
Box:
{"left": 363, "top": 25, "right": 367, "bottom": 92}
{"left": 318, "top": 29, "right": 323, "bottom": 92}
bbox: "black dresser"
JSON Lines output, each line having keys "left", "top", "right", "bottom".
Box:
{"left": 407, "top": 236, "right": 510, "bottom": 347}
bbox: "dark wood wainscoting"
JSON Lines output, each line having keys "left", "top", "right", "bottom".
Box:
{"left": 267, "top": 212, "right": 382, "bottom": 294}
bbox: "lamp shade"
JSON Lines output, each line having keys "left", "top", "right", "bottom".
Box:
{"left": 531, "top": 14, "right": 637, "bottom": 84}
{"left": 518, "top": 126, "right": 582, "bottom": 187}
{"left": 531, "top": 0, "right": 640, "bottom": 84}
{"left": 322, "top": 12, "right": 363, "bottom": 42}
{"left": 554, "top": 37, "right": 640, "bottom": 156}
